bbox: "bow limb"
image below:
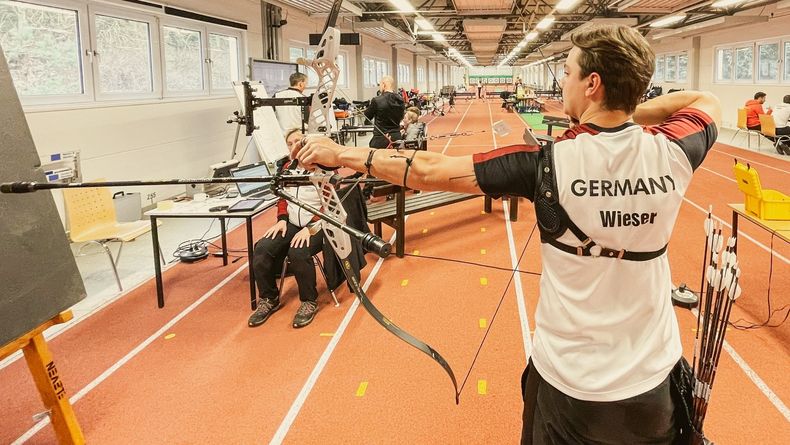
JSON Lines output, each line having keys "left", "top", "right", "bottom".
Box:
{"left": 307, "top": 170, "right": 460, "bottom": 404}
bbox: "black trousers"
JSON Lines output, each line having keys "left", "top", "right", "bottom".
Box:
{"left": 252, "top": 222, "right": 323, "bottom": 302}
{"left": 521, "top": 360, "right": 676, "bottom": 445}
{"left": 369, "top": 131, "right": 402, "bottom": 149}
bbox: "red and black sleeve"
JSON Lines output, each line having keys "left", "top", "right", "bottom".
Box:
{"left": 646, "top": 108, "right": 718, "bottom": 171}
{"left": 472, "top": 144, "right": 541, "bottom": 201}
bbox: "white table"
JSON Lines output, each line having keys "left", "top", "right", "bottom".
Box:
{"left": 145, "top": 196, "right": 277, "bottom": 309}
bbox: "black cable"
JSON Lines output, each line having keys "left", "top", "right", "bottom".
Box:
{"left": 730, "top": 232, "right": 790, "bottom": 329}
{"left": 457, "top": 222, "right": 538, "bottom": 397}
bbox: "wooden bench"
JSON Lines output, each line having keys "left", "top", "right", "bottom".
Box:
{"left": 367, "top": 185, "right": 519, "bottom": 257}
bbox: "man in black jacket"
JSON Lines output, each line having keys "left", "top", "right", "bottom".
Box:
{"left": 364, "top": 76, "right": 405, "bottom": 148}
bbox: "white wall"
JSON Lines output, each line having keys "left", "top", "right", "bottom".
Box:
{"left": 651, "top": 5, "right": 790, "bottom": 128}
{"left": 20, "top": 0, "right": 263, "bottom": 224}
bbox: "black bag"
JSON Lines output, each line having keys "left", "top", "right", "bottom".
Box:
{"left": 669, "top": 357, "right": 705, "bottom": 445}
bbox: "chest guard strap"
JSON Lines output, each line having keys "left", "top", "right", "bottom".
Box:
{"left": 534, "top": 144, "right": 667, "bottom": 262}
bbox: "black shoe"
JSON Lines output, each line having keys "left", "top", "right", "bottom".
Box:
{"left": 292, "top": 301, "right": 318, "bottom": 328}
{"left": 776, "top": 145, "right": 785, "bottom": 155}
{"left": 781, "top": 144, "right": 790, "bottom": 155}
{"left": 248, "top": 298, "right": 280, "bottom": 327}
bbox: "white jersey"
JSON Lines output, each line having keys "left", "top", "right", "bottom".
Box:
{"left": 273, "top": 88, "right": 305, "bottom": 134}
{"left": 473, "top": 109, "right": 717, "bottom": 401}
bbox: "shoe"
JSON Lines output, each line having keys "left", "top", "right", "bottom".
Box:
{"left": 775, "top": 145, "right": 785, "bottom": 155}
{"left": 781, "top": 144, "right": 790, "bottom": 155}
{"left": 292, "top": 301, "right": 318, "bottom": 328}
{"left": 248, "top": 297, "right": 280, "bottom": 327}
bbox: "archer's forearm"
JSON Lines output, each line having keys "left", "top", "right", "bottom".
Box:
{"left": 634, "top": 91, "right": 720, "bottom": 126}
{"left": 337, "top": 148, "right": 479, "bottom": 194}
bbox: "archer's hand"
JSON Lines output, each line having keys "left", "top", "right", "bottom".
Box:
{"left": 290, "top": 227, "right": 311, "bottom": 249}
{"left": 264, "top": 220, "right": 287, "bottom": 239}
{"left": 293, "top": 136, "right": 344, "bottom": 171}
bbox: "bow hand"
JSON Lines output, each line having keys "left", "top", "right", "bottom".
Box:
{"left": 294, "top": 136, "right": 346, "bottom": 171}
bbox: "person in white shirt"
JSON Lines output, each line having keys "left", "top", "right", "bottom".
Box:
{"left": 293, "top": 24, "right": 721, "bottom": 444}
{"left": 771, "top": 94, "right": 790, "bottom": 155}
{"left": 273, "top": 73, "right": 307, "bottom": 134}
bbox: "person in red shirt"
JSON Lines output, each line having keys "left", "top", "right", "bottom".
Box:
{"left": 744, "top": 91, "right": 772, "bottom": 130}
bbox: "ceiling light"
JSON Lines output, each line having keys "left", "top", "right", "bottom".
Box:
{"left": 517, "top": 41, "right": 527, "bottom": 48}
{"left": 536, "top": 16, "right": 555, "bottom": 30}
{"left": 650, "top": 14, "right": 686, "bottom": 28}
{"left": 525, "top": 31, "right": 538, "bottom": 40}
{"left": 388, "top": 0, "right": 417, "bottom": 13}
{"left": 711, "top": 0, "right": 745, "bottom": 7}
{"left": 415, "top": 18, "right": 433, "bottom": 30}
{"left": 555, "top": 0, "right": 582, "bottom": 12}
{"left": 432, "top": 33, "right": 446, "bottom": 42}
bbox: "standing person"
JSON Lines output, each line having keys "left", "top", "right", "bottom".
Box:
{"left": 248, "top": 129, "right": 325, "bottom": 329}
{"left": 476, "top": 81, "right": 484, "bottom": 99}
{"left": 770, "top": 94, "right": 790, "bottom": 155}
{"left": 294, "top": 24, "right": 721, "bottom": 444}
{"left": 364, "top": 75, "right": 405, "bottom": 149}
{"left": 273, "top": 73, "right": 308, "bottom": 133}
{"left": 744, "top": 91, "right": 772, "bottom": 131}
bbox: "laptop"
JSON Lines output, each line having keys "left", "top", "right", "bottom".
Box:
{"left": 228, "top": 162, "right": 277, "bottom": 211}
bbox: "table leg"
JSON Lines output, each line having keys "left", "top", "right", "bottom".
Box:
{"left": 396, "top": 187, "right": 406, "bottom": 258}
{"left": 220, "top": 217, "right": 228, "bottom": 266}
{"left": 246, "top": 216, "right": 257, "bottom": 310}
{"left": 484, "top": 196, "right": 492, "bottom": 214}
{"left": 547, "top": 124, "right": 554, "bottom": 136}
{"left": 510, "top": 197, "right": 519, "bottom": 222}
{"left": 151, "top": 216, "right": 165, "bottom": 308}
{"left": 732, "top": 210, "right": 739, "bottom": 255}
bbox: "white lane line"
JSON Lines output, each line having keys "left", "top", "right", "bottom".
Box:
{"left": 12, "top": 264, "right": 249, "bottom": 445}
{"left": 487, "top": 100, "right": 532, "bottom": 359}
{"left": 682, "top": 197, "right": 789, "bottom": 265}
{"left": 690, "top": 309, "right": 790, "bottom": 422}
{"left": 711, "top": 148, "right": 790, "bottom": 175}
{"left": 441, "top": 102, "right": 473, "bottom": 155}
{"left": 269, "top": 233, "right": 395, "bottom": 445}
{"left": 699, "top": 166, "right": 736, "bottom": 183}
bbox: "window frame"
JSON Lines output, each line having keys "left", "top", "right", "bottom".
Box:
{"left": 160, "top": 18, "right": 208, "bottom": 98}
{"left": 755, "top": 39, "right": 780, "bottom": 84}
{"left": 88, "top": 3, "right": 162, "bottom": 101}
{"left": 2, "top": 0, "right": 246, "bottom": 108}
{"left": 2, "top": 0, "right": 93, "bottom": 105}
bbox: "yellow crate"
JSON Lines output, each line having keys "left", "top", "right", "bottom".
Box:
{"left": 733, "top": 162, "right": 790, "bottom": 220}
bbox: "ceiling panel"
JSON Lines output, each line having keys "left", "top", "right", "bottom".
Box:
{"left": 454, "top": 0, "right": 514, "bottom": 14}
{"left": 471, "top": 41, "right": 500, "bottom": 52}
{"left": 355, "top": 21, "right": 413, "bottom": 43}
{"left": 463, "top": 19, "right": 508, "bottom": 33}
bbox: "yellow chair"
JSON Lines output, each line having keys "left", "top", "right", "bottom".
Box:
{"left": 731, "top": 108, "right": 762, "bottom": 149}
{"left": 758, "top": 114, "right": 790, "bottom": 155}
{"left": 63, "top": 185, "right": 152, "bottom": 291}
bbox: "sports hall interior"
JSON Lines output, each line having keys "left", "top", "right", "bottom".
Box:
{"left": 0, "top": 0, "right": 788, "bottom": 444}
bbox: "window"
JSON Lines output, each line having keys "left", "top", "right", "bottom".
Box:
{"left": 0, "top": 0, "right": 245, "bottom": 105}
{"left": 757, "top": 42, "right": 779, "bottom": 82}
{"left": 734, "top": 46, "right": 753, "bottom": 81}
{"left": 785, "top": 41, "right": 790, "bottom": 82}
{"left": 93, "top": 13, "right": 156, "bottom": 96}
{"left": 677, "top": 53, "right": 688, "bottom": 82}
{"left": 0, "top": 1, "right": 86, "bottom": 99}
{"left": 397, "top": 63, "right": 410, "bottom": 86}
{"left": 416, "top": 66, "right": 425, "bottom": 83}
{"left": 655, "top": 55, "right": 664, "bottom": 82}
{"left": 716, "top": 48, "right": 733, "bottom": 82}
{"left": 289, "top": 47, "right": 304, "bottom": 63}
{"left": 162, "top": 25, "right": 204, "bottom": 93}
{"left": 305, "top": 48, "right": 319, "bottom": 87}
{"left": 375, "top": 60, "right": 387, "bottom": 84}
{"left": 336, "top": 52, "right": 347, "bottom": 87}
{"left": 208, "top": 32, "right": 239, "bottom": 91}
{"left": 665, "top": 55, "right": 677, "bottom": 82}
{"left": 363, "top": 57, "right": 375, "bottom": 87}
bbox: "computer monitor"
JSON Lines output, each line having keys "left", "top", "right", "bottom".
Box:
{"left": 230, "top": 162, "right": 273, "bottom": 197}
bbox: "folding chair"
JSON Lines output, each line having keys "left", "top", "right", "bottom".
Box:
{"left": 758, "top": 114, "right": 790, "bottom": 155}
{"left": 731, "top": 108, "right": 762, "bottom": 148}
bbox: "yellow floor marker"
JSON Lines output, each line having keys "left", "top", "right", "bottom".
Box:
{"left": 480, "top": 249, "right": 486, "bottom": 255}
{"left": 480, "top": 277, "right": 488, "bottom": 286}
{"left": 356, "top": 382, "right": 368, "bottom": 397}
{"left": 480, "top": 227, "right": 486, "bottom": 233}
{"left": 319, "top": 333, "right": 334, "bottom": 337}
{"left": 481, "top": 210, "right": 486, "bottom": 215}
{"left": 422, "top": 228, "right": 429, "bottom": 234}
{"left": 479, "top": 319, "right": 487, "bottom": 328}
{"left": 430, "top": 211, "right": 435, "bottom": 216}
{"left": 478, "top": 380, "right": 487, "bottom": 395}
{"left": 413, "top": 250, "right": 420, "bottom": 255}
{"left": 164, "top": 333, "right": 176, "bottom": 340}
{"left": 401, "top": 279, "right": 409, "bottom": 286}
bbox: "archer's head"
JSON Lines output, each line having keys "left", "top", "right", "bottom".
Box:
{"left": 562, "top": 25, "right": 654, "bottom": 123}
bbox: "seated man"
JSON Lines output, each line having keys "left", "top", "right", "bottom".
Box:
{"left": 772, "top": 94, "right": 790, "bottom": 155}
{"left": 248, "top": 129, "right": 325, "bottom": 329}
{"left": 744, "top": 91, "right": 772, "bottom": 131}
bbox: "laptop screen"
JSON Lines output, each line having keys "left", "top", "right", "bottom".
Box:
{"left": 230, "top": 162, "right": 272, "bottom": 197}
